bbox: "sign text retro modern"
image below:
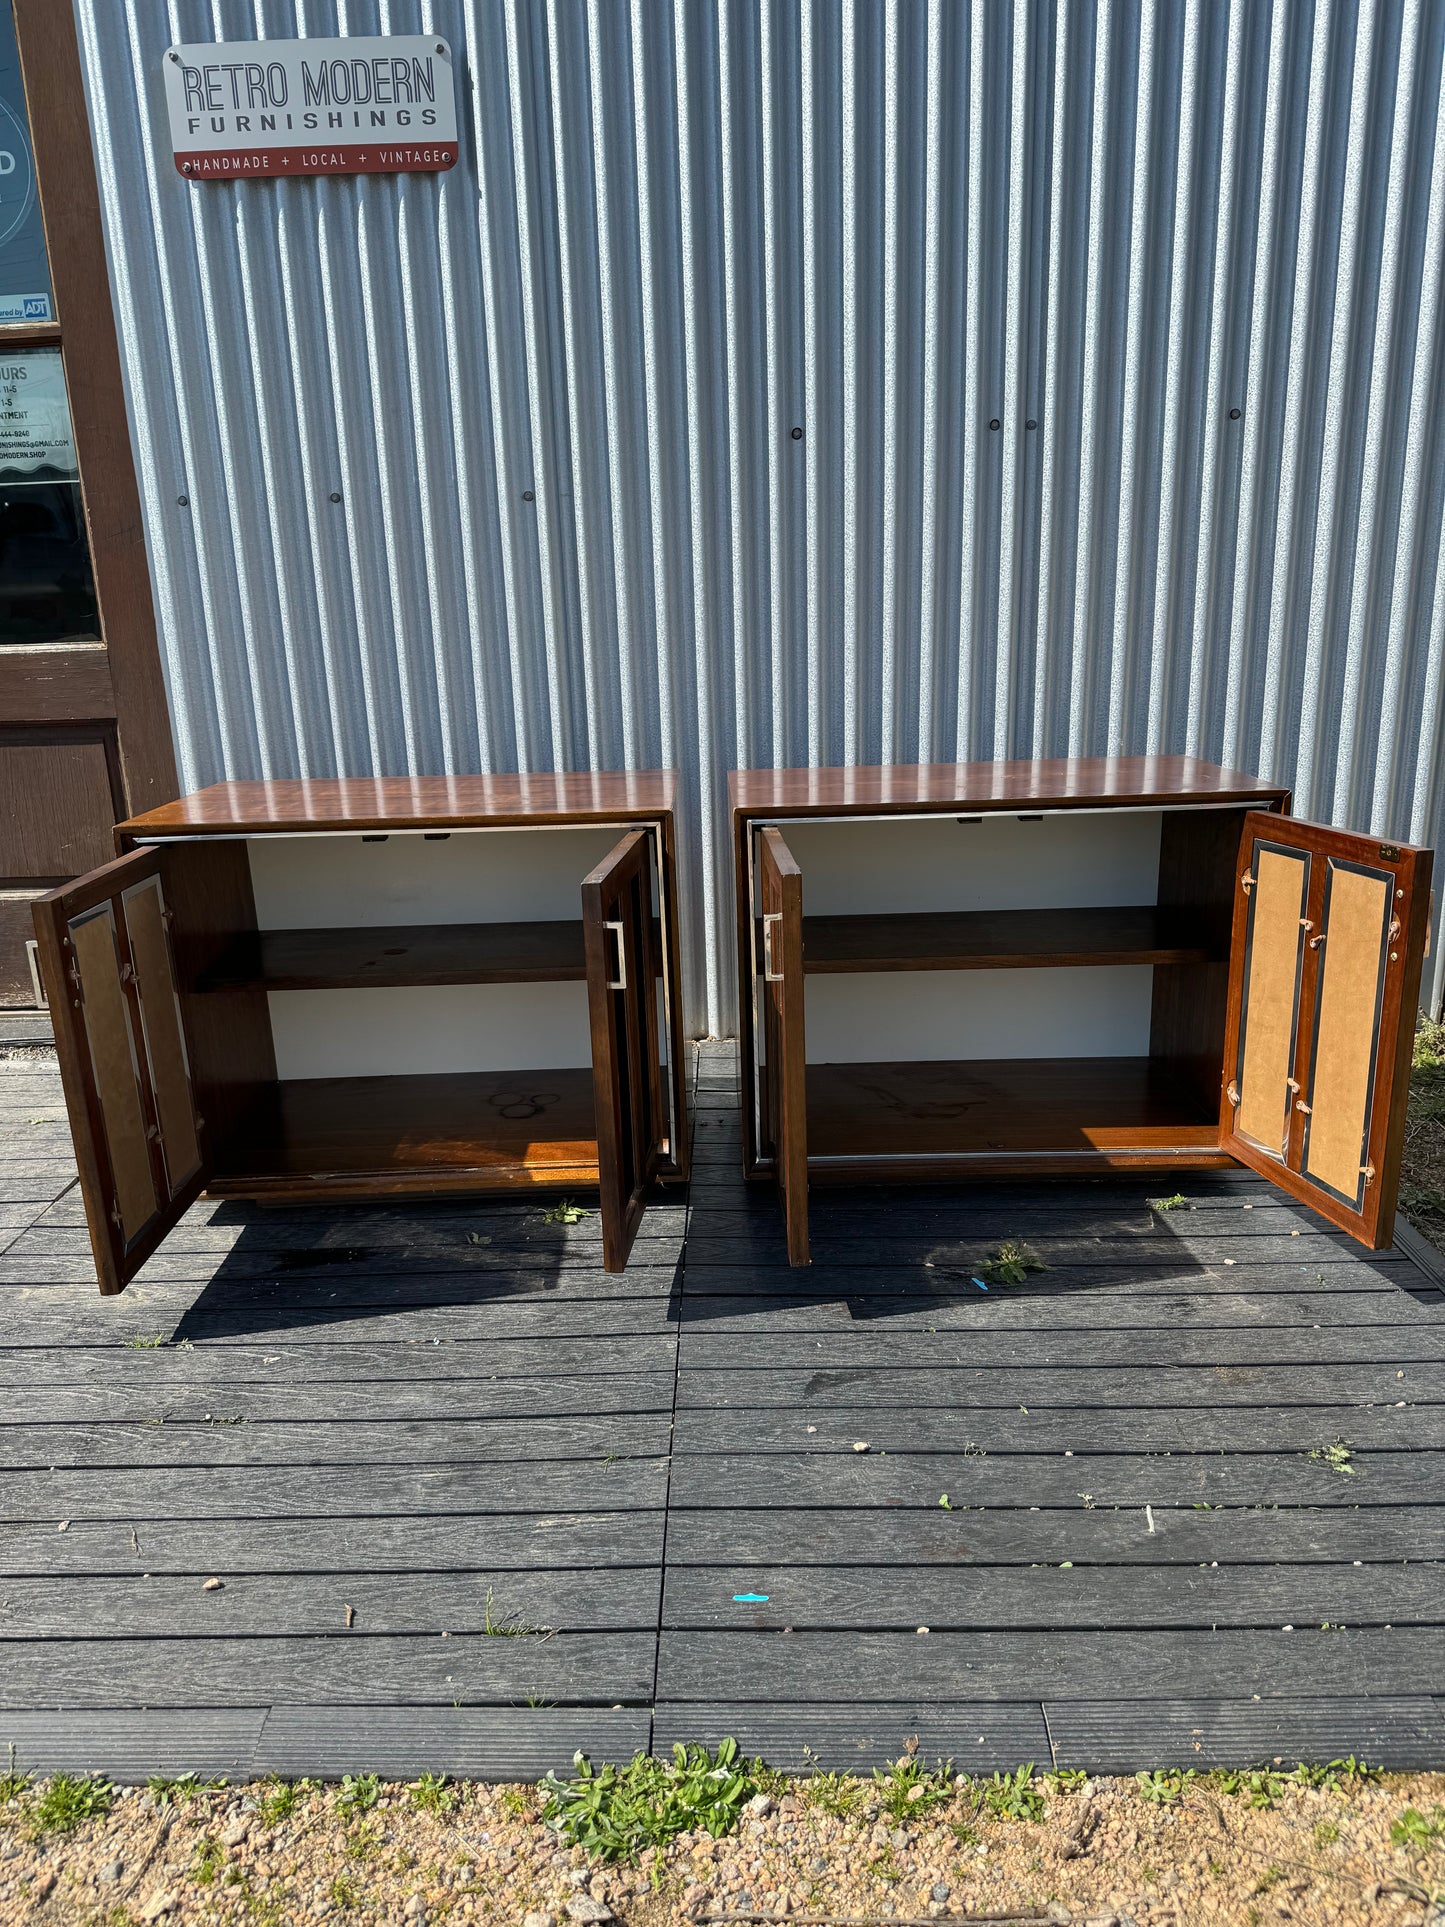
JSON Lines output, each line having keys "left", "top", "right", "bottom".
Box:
{"left": 163, "top": 35, "right": 458, "bottom": 179}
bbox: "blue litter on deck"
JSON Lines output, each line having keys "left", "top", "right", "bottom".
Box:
{"left": 733, "top": 1593, "right": 769, "bottom": 1602}
{"left": 972, "top": 1278, "right": 989, "bottom": 1291}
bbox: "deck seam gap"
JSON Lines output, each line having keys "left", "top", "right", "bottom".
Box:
{"left": 648, "top": 1045, "right": 697, "bottom": 1744}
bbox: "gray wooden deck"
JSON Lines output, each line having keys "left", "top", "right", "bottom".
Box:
{"left": 2, "top": 1037, "right": 1444, "bottom": 1780}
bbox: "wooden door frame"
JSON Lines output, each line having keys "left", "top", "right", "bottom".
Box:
{"left": 5, "top": 0, "right": 175, "bottom": 808}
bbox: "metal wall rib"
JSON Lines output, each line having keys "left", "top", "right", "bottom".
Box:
{"left": 75, "top": 0, "right": 1445, "bottom": 1030}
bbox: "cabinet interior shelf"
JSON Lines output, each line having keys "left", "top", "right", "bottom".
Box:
{"left": 805, "top": 1056, "right": 1223, "bottom": 1162}
{"left": 196, "top": 919, "right": 666, "bottom": 991}
{"left": 210, "top": 1068, "right": 600, "bottom": 1199}
{"left": 801, "top": 904, "right": 1219, "bottom": 974}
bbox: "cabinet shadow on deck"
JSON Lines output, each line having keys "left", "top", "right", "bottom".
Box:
{"left": 160, "top": 1193, "right": 685, "bottom": 1345}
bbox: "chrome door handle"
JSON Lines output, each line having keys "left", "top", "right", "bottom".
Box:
{"left": 762, "top": 912, "right": 783, "bottom": 982}
{"left": 603, "top": 920, "right": 627, "bottom": 991}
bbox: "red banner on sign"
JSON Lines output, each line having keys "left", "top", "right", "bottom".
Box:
{"left": 173, "top": 142, "right": 457, "bottom": 178}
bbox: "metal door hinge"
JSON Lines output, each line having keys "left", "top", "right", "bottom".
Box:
{"left": 1308, "top": 931, "right": 1326, "bottom": 949}
{"left": 1286, "top": 1078, "right": 1301, "bottom": 1093}
{"left": 1380, "top": 843, "right": 1401, "bottom": 860}
{"left": 1240, "top": 870, "right": 1255, "bottom": 895}
{"left": 1226, "top": 1081, "right": 1241, "bottom": 1107}
{"left": 1295, "top": 1099, "right": 1312, "bottom": 1114}
{"left": 1361, "top": 1162, "right": 1376, "bottom": 1183}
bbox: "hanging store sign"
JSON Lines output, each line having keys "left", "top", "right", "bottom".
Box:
{"left": 163, "top": 35, "right": 458, "bottom": 179}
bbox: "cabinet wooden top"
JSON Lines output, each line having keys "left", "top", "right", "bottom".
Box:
{"left": 729, "top": 756, "right": 1290, "bottom": 817}
{"left": 118, "top": 771, "right": 679, "bottom": 837}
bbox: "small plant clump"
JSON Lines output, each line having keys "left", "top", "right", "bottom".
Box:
{"left": 541, "top": 1199, "right": 593, "bottom": 1225}
{"left": 125, "top": 1332, "right": 171, "bottom": 1348}
{"left": 979, "top": 1764, "right": 1046, "bottom": 1823}
{"left": 540, "top": 1740, "right": 761, "bottom": 1862}
{"left": 408, "top": 1772, "right": 455, "bottom": 1815}
{"left": 254, "top": 1776, "right": 315, "bottom": 1824}
{"left": 1390, "top": 1804, "right": 1445, "bottom": 1851}
{"left": 801, "top": 1766, "right": 867, "bottom": 1818}
{"left": 980, "top": 1239, "right": 1048, "bottom": 1286}
{"left": 1046, "top": 1767, "right": 1088, "bottom": 1794}
{"left": 191, "top": 1834, "right": 226, "bottom": 1884}
{"left": 1307, "top": 1438, "right": 1357, "bottom": 1476}
{"left": 1136, "top": 1768, "right": 1195, "bottom": 1804}
{"left": 1149, "top": 1193, "right": 1193, "bottom": 1212}
{"left": 30, "top": 1773, "right": 115, "bottom": 1835}
{"left": 873, "top": 1751, "right": 954, "bottom": 1821}
{"left": 146, "top": 1770, "right": 226, "bottom": 1807}
{"left": 335, "top": 1772, "right": 381, "bottom": 1818}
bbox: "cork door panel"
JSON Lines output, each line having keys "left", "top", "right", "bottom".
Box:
{"left": 32, "top": 846, "right": 211, "bottom": 1294}
{"left": 1232, "top": 843, "right": 1311, "bottom": 1160}
{"left": 758, "top": 826, "right": 809, "bottom": 1265}
{"left": 1221, "top": 812, "right": 1432, "bottom": 1247}
{"left": 583, "top": 829, "right": 662, "bottom": 1273}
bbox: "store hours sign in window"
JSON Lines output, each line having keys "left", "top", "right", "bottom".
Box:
{"left": 0, "top": 349, "right": 98, "bottom": 645}
{"left": 0, "top": 7, "right": 51, "bottom": 322}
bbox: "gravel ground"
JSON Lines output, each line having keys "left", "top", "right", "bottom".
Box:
{"left": 2, "top": 1769, "right": 1443, "bottom": 1927}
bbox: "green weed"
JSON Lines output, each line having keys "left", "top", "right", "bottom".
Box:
{"left": 1136, "top": 1768, "right": 1195, "bottom": 1804}
{"left": 1413, "top": 1017, "right": 1445, "bottom": 1071}
{"left": 147, "top": 1770, "right": 226, "bottom": 1807}
{"left": 801, "top": 1768, "right": 867, "bottom": 1818}
{"left": 499, "top": 1785, "right": 538, "bottom": 1821}
{"left": 1307, "top": 1439, "right": 1357, "bottom": 1476}
{"left": 979, "top": 1765, "right": 1045, "bottom": 1823}
{"left": 191, "top": 1836, "right": 225, "bottom": 1885}
{"left": 1149, "top": 1193, "right": 1192, "bottom": 1212}
{"left": 254, "top": 1776, "right": 315, "bottom": 1824}
{"left": 540, "top": 1739, "right": 760, "bottom": 1862}
{"left": 125, "top": 1333, "right": 170, "bottom": 1349}
{"left": 335, "top": 1773, "right": 380, "bottom": 1818}
{"left": 1254, "top": 1865, "right": 1286, "bottom": 1894}
{"left": 873, "top": 1751, "right": 954, "bottom": 1821}
{"left": 1214, "top": 1768, "right": 1287, "bottom": 1808}
{"left": 541, "top": 1200, "right": 593, "bottom": 1226}
{"left": 980, "top": 1240, "right": 1047, "bottom": 1286}
{"left": 1290, "top": 1757, "right": 1377, "bottom": 1792}
{"left": 31, "top": 1773, "right": 115, "bottom": 1834}
{"left": 0, "top": 1752, "right": 30, "bottom": 1807}
{"left": 1045, "top": 1768, "right": 1088, "bottom": 1795}
{"left": 329, "top": 1873, "right": 361, "bottom": 1907}
{"left": 408, "top": 1773, "right": 454, "bottom": 1815}
{"left": 1390, "top": 1806, "right": 1445, "bottom": 1852}
{"left": 1313, "top": 1819, "right": 1341, "bottom": 1847}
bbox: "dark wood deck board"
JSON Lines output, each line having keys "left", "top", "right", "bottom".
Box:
{"left": 3, "top": 1040, "right": 1444, "bottom": 1773}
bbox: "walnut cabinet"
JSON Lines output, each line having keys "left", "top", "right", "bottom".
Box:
{"left": 33, "top": 774, "right": 688, "bottom": 1291}
{"left": 731, "top": 757, "right": 1433, "bottom": 1265}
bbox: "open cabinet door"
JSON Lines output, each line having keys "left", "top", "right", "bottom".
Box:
{"left": 758, "top": 827, "right": 809, "bottom": 1265}
{"left": 33, "top": 848, "right": 209, "bottom": 1293}
{"left": 583, "top": 830, "right": 665, "bottom": 1272}
{"left": 1221, "top": 812, "right": 1432, "bottom": 1247}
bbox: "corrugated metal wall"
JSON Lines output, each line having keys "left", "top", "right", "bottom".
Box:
{"left": 76, "top": 0, "right": 1445, "bottom": 1033}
